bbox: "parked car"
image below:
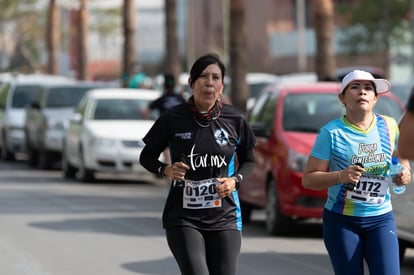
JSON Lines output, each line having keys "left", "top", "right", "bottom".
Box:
{"left": 391, "top": 82, "right": 411, "bottom": 106}
{"left": 393, "top": 164, "right": 414, "bottom": 263}
{"left": 220, "top": 72, "right": 279, "bottom": 110}
{"left": 335, "top": 66, "right": 385, "bottom": 81}
{"left": 24, "top": 81, "right": 109, "bottom": 169}
{"left": 0, "top": 74, "right": 74, "bottom": 160}
{"left": 238, "top": 81, "right": 406, "bottom": 235}
{"left": 246, "top": 73, "right": 279, "bottom": 110}
{"left": 62, "top": 88, "right": 161, "bottom": 182}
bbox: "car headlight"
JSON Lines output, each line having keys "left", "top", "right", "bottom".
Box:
{"left": 92, "top": 138, "right": 116, "bottom": 147}
{"left": 137, "top": 139, "right": 145, "bottom": 148}
{"left": 287, "top": 148, "right": 308, "bottom": 172}
{"left": 47, "top": 118, "right": 65, "bottom": 130}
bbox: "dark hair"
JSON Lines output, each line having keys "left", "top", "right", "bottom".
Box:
{"left": 164, "top": 73, "right": 175, "bottom": 89}
{"left": 188, "top": 53, "right": 225, "bottom": 87}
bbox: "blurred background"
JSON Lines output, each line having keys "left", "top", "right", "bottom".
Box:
{"left": 1, "top": 0, "right": 414, "bottom": 111}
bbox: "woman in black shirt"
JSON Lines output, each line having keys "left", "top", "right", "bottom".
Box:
{"left": 140, "top": 53, "right": 256, "bottom": 275}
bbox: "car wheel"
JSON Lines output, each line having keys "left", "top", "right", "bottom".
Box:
{"left": 26, "top": 145, "right": 38, "bottom": 167}
{"left": 62, "top": 147, "right": 76, "bottom": 179}
{"left": 0, "top": 133, "right": 14, "bottom": 161}
{"left": 266, "top": 178, "right": 291, "bottom": 235}
{"left": 25, "top": 131, "right": 38, "bottom": 167}
{"left": 77, "top": 148, "right": 95, "bottom": 182}
{"left": 37, "top": 150, "right": 52, "bottom": 170}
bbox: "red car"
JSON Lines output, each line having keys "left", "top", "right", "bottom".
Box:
{"left": 239, "top": 81, "right": 405, "bottom": 235}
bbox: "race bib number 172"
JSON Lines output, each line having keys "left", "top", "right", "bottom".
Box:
{"left": 346, "top": 174, "right": 389, "bottom": 204}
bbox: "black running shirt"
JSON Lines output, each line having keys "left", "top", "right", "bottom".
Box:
{"left": 142, "top": 103, "right": 256, "bottom": 231}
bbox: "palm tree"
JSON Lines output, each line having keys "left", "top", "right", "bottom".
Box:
{"left": 229, "top": 0, "right": 248, "bottom": 113}
{"left": 46, "top": 0, "right": 59, "bottom": 74}
{"left": 122, "top": 0, "right": 136, "bottom": 87}
{"left": 78, "top": 0, "right": 88, "bottom": 80}
{"left": 311, "top": 0, "right": 336, "bottom": 81}
{"left": 165, "top": 0, "right": 180, "bottom": 85}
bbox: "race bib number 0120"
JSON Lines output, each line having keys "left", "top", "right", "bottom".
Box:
{"left": 183, "top": 178, "right": 222, "bottom": 209}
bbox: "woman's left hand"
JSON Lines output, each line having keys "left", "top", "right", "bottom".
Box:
{"left": 394, "top": 166, "right": 412, "bottom": 186}
{"left": 215, "top": 177, "right": 237, "bottom": 198}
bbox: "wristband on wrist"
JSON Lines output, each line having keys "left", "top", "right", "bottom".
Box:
{"left": 338, "top": 170, "right": 342, "bottom": 182}
{"left": 158, "top": 165, "right": 167, "bottom": 177}
{"left": 231, "top": 174, "right": 243, "bottom": 190}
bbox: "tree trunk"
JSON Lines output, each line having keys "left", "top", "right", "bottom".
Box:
{"left": 165, "top": 0, "right": 180, "bottom": 84}
{"left": 229, "top": 0, "right": 248, "bottom": 113}
{"left": 122, "top": 0, "right": 137, "bottom": 87}
{"left": 311, "top": 0, "right": 336, "bottom": 81}
{"left": 382, "top": 0, "right": 390, "bottom": 78}
{"left": 46, "top": 0, "right": 59, "bottom": 75}
{"left": 78, "top": 0, "right": 88, "bottom": 80}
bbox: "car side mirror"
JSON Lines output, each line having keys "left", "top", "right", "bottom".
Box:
{"left": 251, "top": 122, "right": 269, "bottom": 137}
{"left": 31, "top": 102, "right": 40, "bottom": 109}
{"left": 69, "top": 113, "right": 82, "bottom": 124}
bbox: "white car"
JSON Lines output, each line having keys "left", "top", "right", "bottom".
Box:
{"left": 245, "top": 73, "right": 280, "bottom": 110}
{"left": 62, "top": 88, "right": 162, "bottom": 182}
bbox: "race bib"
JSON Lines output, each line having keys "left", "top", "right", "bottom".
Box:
{"left": 346, "top": 174, "right": 389, "bottom": 204}
{"left": 183, "top": 178, "right": 222, "bottom": 209}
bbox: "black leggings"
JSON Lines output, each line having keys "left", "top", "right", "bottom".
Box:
{"left": 165, "top": 226, "right": 241, "bottom": 275}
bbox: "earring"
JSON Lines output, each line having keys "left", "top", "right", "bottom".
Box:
{"left": 341, "top": 103, "right": 345, "bottom": 107}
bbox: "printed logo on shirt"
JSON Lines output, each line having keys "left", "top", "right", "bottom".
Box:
{"left": 214, "top": 129, "right": 229, "bottom": 146}
{"left": 175, "top": 132, "right": 192, "bottom": 140}
{"left": 184, "top": 145, "right": 228, "bottom": 170}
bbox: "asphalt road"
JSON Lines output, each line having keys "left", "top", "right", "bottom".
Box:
{"left": 0, "top": 159, "right": 413, "bottom": 275}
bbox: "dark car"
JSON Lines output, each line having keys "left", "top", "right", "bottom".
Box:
{"left": 238, "top": 81, "right": 406, "bottom": 235}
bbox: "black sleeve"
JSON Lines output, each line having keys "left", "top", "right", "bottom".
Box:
{"left": 149, "top": 97, "right": 161, "bottom": 111}
{"left": 139, "top": 145, "right": 167, "bottom": 176}
{"left": 236, "top": 148, "right": 255, "bottom": 179}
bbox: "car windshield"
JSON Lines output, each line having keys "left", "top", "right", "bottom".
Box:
{"left": 390, "top": 83, "right": 411, "bottom": 105}
{"left": 283, "top": 93, "right": 343, "bottom": 133}
{"left": 46, "top": 86, "right": 96, "bottom": 108}
{"left": 374, "top": 96, "right": 404, "bottom": 122}
{"left": 250, "top": 83, "right": 271, "bottom": 98}
{"left": 283, "top": 93, "right": 404, "bottom": 133}
{"left": 92, "top": 98, "right": 149, "bottom": 120}
{"left": 11, "top": 85, "right": 41, "bottom": 108}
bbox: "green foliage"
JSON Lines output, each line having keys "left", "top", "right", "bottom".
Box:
{"left": 0, "top": 0, "right": 39, "bottom": 22}
{"left": 0, "top": 0, "right": 44, "bottom": 71}
{"left": 336, "top": 0, "right": 411, "bottom": 54}
{"left": 89, "top": 7, "right": 121, "bottom": 38}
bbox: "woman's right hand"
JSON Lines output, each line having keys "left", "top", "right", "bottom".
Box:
{"left": 340, "top": 164, "right": 366, "bottom": 184}
{"left": 164, "top": 162, "right": 190, "bottom": 180}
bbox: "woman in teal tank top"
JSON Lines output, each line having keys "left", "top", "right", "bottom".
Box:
{"left": 302, "top": 70, "right": 412, "bottom": 275}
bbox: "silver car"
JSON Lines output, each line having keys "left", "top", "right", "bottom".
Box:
{"left": 0, "top": 74, "right": 74, "bottom": 160}
{"left": 24, "top": 82, "right": 108, "bottom": 169}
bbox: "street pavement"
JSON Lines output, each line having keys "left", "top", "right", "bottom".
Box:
{"left": 0, "top": 159, "right": 412, "bottom": 275}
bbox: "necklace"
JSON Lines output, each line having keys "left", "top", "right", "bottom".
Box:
{"left": 193, "top": 117, "right": 210, "bottom": 128}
